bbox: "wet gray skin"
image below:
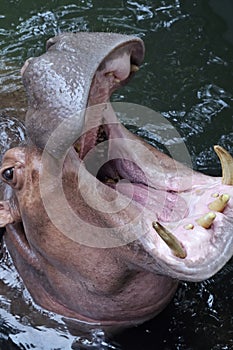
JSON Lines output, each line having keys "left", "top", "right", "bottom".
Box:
{"left": 0, "top": 32, "right": 232, "bottom": 331}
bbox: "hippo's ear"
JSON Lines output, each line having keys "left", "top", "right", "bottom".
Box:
{"left": 0, "top": 201, "right": 14, "bottom": 227}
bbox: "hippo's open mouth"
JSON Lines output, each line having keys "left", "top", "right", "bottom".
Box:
{"left": 65, "top": 39, "right": 233, "bottom": 282}
{"left": 72, "top": 119, "right": 233, "bottom": 281}
{"left": 20, "top": 32, "right": 233, "bottom": 283}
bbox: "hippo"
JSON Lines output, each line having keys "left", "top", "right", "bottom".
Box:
{"left": 0, "top": 32, "right": 232, "bottom": 331}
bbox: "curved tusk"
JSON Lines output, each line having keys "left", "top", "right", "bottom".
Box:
{"left": 152, "top": 221, "right": 186, "bottom": 259}
{"left": 214, "top": 145, "right": 233, "bottom": 185}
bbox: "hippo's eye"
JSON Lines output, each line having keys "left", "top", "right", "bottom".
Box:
{"left": 2, "top": 167, "right": 14, "bottom": 182}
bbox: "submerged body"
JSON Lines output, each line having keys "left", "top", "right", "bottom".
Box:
{"left": 0, "top": 33, "right": 232, "bottom": 329}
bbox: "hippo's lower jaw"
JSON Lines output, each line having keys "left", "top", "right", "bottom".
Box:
{"left": 68, "top": 103, "right": 233, "bottom": 282}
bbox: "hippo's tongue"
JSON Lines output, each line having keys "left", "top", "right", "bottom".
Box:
{"left": 77, "top": 111, "right": 190, "bottom": 225}
{"left": 107, "top": 182, "right": 188, "bottom": 223}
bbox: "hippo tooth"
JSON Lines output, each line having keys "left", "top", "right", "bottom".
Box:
{"left": 152, "top": 221, "right": 187, "bottom": 259}
{"left": 105, "top": 72, "right": 114, "bottom": 77}
{"left": 104, "top": 178, "right": 116, "bottom": 184}
{"left": 214, "top": 145, "right": 233, "bottom": 185}
{"left": 196, "top": 212, "right": 216, "bottom": 229}
{"left": 105, "top": 72, "right": 121, "bottom": 83}
{"left": 208, "top": 193, "right": 230, "bottom": 212}
{"left": 130, "top": 64, "right": 139, "bottom": 72}
{"left": 184, "top": 223, "right": 194, "bottom": 230}
{"left": 74, "top": 143, "right": 81, "bottom": 153}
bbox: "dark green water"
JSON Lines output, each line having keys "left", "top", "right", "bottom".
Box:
{"left": 0, "top": 0, "right": 232, "bottom": 349}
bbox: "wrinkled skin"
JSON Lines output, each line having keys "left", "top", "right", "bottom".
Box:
{"left": 0, "top": 33, "right": 232, "bottom": 331}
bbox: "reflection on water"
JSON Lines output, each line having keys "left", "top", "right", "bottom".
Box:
{"left": 0, "top": 0, "right": 233, "bottom": 349}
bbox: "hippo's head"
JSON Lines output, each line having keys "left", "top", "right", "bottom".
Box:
{"left": 0, "top": 33, "right": 232, "bottom": 328}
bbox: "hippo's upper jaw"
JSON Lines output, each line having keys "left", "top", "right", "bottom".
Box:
{"left": 0, "top": 32, "right": 233, "bottom": 327}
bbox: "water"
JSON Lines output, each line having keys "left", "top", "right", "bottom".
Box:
{"left": 0, "top": 0, "right": 232, "bottom": 349}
